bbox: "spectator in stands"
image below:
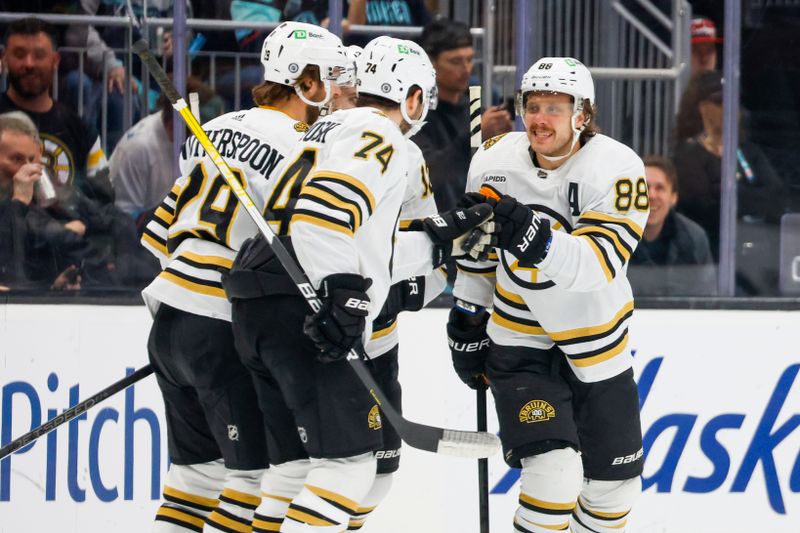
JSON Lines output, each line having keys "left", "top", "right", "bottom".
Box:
{"left": 111, "top": 98, "right": 175, "bottom": 228}
{"left": 628, "top": 155, "right": 716, "bottom": 296}
{"left": 343, "top": 0, "right": 432, "bottom": 46}
{"left": 690, "top": 16, "right": 721, "bottom": 75}
{"left": 0, "top": 17, "right": 113, "bottom": 205}
{"left": 414, "top": 18, "right": 513, "bottom": 211}
{"left": 0, "top": 114, "right": 87, "bottom": 290}
{"left": 672, "top": 70, "right": 786, "bottom": 294}
{"left": 112, "top": 76, "right": 224, "bottom": 229}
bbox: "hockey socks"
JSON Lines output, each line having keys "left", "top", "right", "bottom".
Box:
{"left": 570, "top": 478, "right": 640, "bottom": 533}
{"left": 204, "top": 469, "right": 265, "bottom": 533}
{"left": 280, "top": 454, "right": 376, "bottom": 532}
{"left": 346, "top": 472, "right": 393, "bottom": 530}
{"left": 153, "top": 461, "right": 225, "bottom": 533}
{"left": 253, "top": 460, "right": 312, "bottom": 532}
{"left": 513, "top": 449, "right": 582, "bottom": 533}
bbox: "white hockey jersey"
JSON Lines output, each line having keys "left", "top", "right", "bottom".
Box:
{"left": 365, "top": 140, "right": 447, "bottom": 358}
{"left": 454, "top": 132, "right": 648, "bottom": 383}
{"left": 140, "top": 106, "right": 306, "bottom": 320}
{"left": 281, "top": 106, "right": 412, "bottom": 340}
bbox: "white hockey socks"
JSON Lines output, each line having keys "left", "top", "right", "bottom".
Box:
{"left": 153, "top": 460, "right": 226, "bottom": 533}
{"left": 570, "top": 477, "right": 641, "bottom": 532}
{"left": 513, "top": 448, "right": 583, "bottom": 533}
{"left": 204, "top": 468, "right": 266, "bottom": 533}
{"left": 254, "top": 459, "right": 312, "bottom": 532}
{"left": 347, "top": 472, "right": 393, "bottom": 530}
{"left": 280, "top": 453, "right": 377, "bottom": 532}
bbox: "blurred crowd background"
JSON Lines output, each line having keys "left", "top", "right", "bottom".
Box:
{"left": 1, "top": 0, "right": 799, "bottom": 300}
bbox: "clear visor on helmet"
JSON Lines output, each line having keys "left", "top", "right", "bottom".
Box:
{"left": 305, "top": 45, "right": 354, "bottom": 87}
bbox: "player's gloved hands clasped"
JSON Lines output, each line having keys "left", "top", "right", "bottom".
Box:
{"left": 492, "top": 195, "right": 552, "bottom": 267}
{"left": 303, "top": 273, "right": 372, "bottom": 363}
{"left": 447, "top": 304, "right": 491, "bottom": 390}
{"left": 410, "top": 203, "right": 497, "bottom": 266}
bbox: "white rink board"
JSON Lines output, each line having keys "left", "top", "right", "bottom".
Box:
{"left": 0, "top": 304, "right": 799, "bottom": 533}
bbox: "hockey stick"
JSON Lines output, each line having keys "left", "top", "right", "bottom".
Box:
{"left": 470, "top": 85, "right": 491, "bottom": 532}
{"left": 0, "top": 365, "right": 154, "bottom": 460}
{"left": 129, "top": 33, "right": 499, "bottom": 459}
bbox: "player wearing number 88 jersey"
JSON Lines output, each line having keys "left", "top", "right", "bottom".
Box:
{"left": 139, "top": 22, "right": 351, "bottom": 533}
{"left": 452, "top": 57, "right": 648, "bottom": 533}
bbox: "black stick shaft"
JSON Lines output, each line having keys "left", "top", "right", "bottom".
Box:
{"left": 0, "top": 365, "right": 154, "bottom": 460}
{"left": 477, "top": 386, "right": 490, "bottom": 532}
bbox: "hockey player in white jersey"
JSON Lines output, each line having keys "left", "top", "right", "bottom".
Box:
{"left": 320, "top": 45, "right": 450, "bottom": 531}
{"left": 449, "top": 57, "right": 648, "bottom": 532}
{"left": 139, "top": 22, "right": 351, "bottom": 533}
{"left": 225, "top": 37, "right": 494, "bottom": 532}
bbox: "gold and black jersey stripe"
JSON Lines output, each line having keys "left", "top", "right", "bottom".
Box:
{"left": 572, "top": 225, "right": 634, "bottom": 265}
{"left": 299, "top": 181, "right": 366, "bottom": 232}
{"left": 307, "top": 171, "right": 375, "bottom": 216}
{"left": 494, "top": 283, "right": 529, "bottom": 311}
{"left": 549, "top": 301, "right": 634, "bottom": 346}
{"left": 565, "top": 329, "right": 629, "bottom": 368}
{"left": 290, "top": 210, "right": 356, "bottom": 236}
{"left": 577, "top": 211, "right": 643, "bottom": 241}
{"left": 578, "top": 234, "right": 616, "bottom": 282}
{"left": 491, "top": 306, "right": 546, "bottom": 335}
{"left": 457, "top": 262, "right": 497, "bottom": 276}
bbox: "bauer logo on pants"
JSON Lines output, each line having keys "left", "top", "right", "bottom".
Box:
{"left": 368, "top": 405, "right": 382, "bottom": 430}
{"left": 518, "top": 399, "right": 555, "bottom": 423}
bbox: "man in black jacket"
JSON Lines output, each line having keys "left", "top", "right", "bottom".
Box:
{"left": 0, "top": 115, "right": 86, "bottom": 290}
{"left": 629, "top": 155, "right": 716, "bottom": 295}
{"left": 413, "top": 18, "right": 513, "bottom": 211}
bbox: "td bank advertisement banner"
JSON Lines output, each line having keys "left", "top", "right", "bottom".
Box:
{"left": 0, "top": 305, "right": 798, "bottom": 532}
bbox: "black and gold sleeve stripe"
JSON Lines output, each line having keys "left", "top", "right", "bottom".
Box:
{"left": 307, "top": 171, "right": 375, "bottom": 216}
{"left": 299, "top": 182, "right": 365, "bottom": 232}
{"left": 457, "top": 263, "right": 497, "bottom": 277}
{"left": 494, "top": 284, "right": 528, "bottom": 311}
{"left": 290, "top": 209, "right": 356, "bottom": 236}
{"left": 572, "top": 225, "right": 634, "bottom": 265}
{"left": 142, "top": 226, "right": 168, "bottom": 256}
{"left": 577, "top": 211, "right": 643, "bottom": 241}
{"left": 578, "top": 234, "right": 616, "bottom": 282}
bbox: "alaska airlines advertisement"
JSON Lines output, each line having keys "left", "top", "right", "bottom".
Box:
{"left": 0, "top": 306, "right": 798, "bottom": 532}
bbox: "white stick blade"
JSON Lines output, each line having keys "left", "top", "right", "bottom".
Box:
{"left": 438, "top": 429, "right": 501, "bottom": 458}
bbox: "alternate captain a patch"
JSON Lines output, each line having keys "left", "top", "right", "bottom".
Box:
{"left": 368, "top": 405, "right": 382, "bottom": 430}
{"left": 518, "top": 399, "right": 555, "bottom": 423}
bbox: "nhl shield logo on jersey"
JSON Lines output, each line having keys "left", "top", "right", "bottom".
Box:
{"left": 368, "top": 405, "right": 382, "bottom": 430}
{"left": 518, "top": 400, "right": 555, "bottom": 423}
{"left": 227, "top": 425, "right": 239, "bottom": 441}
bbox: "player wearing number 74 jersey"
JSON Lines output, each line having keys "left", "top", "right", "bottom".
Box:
{"left": 450, "top": 57, "right": 649, "bottom": 533}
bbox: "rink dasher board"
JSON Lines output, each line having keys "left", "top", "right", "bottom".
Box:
{"left": 0, "top": 304, "right": 798, "bottom": 533}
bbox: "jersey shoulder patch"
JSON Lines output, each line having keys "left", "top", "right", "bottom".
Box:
{"left": 482, "top": 132, "right": 509, "bottom": 150}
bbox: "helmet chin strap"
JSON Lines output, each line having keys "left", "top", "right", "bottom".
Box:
{"left": 296, "top": 79, "right": 332, "bottom": 108}
{"left": 538, "top": 106, "right": 584, "bottom": 163}
{"left": 400, "top": 96, "right": 429, "bottom": 139}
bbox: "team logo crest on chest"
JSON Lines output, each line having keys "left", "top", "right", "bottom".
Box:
{"left": 518, "top": 400, "right": 555, "bottom": 423}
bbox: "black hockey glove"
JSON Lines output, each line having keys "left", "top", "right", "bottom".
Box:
{"left": 408, "top": 203, "right": 496, "bottom": 267}
{"left": 303, "top": 273, "right": 372, "bottom": 363}
{"left": 493, "top": 195, "right": 552, "bottom": 267}
{"left": 447, "top": 303, "right": 491, "bottom": 390}
{"left": 380, "top": 276, "right": 426, "bottom": 317}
